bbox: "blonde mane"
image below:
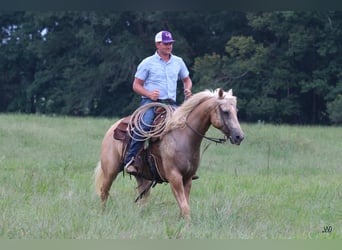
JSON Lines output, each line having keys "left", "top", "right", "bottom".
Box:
{"left": 164, "top": 89, "right": 235, "bottom": 132}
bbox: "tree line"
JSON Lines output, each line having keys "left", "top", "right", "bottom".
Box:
{"left": 1, "top": 11, "right": 341, "bottom": 124}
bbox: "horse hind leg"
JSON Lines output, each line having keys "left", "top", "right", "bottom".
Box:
{"left": 94, "top": 160, "right": 121, "bottom": 210}
{"left": 95, "top": 120, "right": 124, "bottom": 209}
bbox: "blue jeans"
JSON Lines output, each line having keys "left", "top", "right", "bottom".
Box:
{"left": 124, "top": 98, "right": 177, "bottom": 165}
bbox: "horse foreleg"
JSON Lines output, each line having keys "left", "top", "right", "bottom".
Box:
{"left": 169, "top": 174, "right": 191, "bottom": 222}
{"left": 183, "top": 178, "right": 192, "bottom": 205}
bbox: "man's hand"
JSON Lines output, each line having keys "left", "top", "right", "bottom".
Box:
{"left": 149, "top": 90, "right": 160, "bottom": 101}
{"left": 184, "top": 88, "right": 192, "bottom": 99}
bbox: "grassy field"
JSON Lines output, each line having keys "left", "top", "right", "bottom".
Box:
{"left": 0, "top": 113, "right": 341, "bottom": 239}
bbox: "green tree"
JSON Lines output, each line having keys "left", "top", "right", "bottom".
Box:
{"left": 192, "top": 11, "right": 342, "bottom": 124}
{"left": 0, "top": 11, "right": 35, "bottom": 113}
{"left": 248, "top": 11, "right": 342, "bottom": 123}
{"left": 1, "top": 11, "right": 342, "bottom": 125}
{"left": 192, "top": 34, "right": 269, "bottom": 121}
{"left": 327, "top": 94, "right": 342, "bottom": 124}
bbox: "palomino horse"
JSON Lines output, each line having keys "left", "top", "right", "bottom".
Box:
{"left": 94, "top": 88, "right": 244, "bottom": 221}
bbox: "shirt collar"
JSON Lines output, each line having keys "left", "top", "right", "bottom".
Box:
{"left": 154, "top": 51, "right": 173, "bottom": 61}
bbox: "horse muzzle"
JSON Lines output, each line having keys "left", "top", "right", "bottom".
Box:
{"left": 228, "top": 129, "right": 244, "bottom": 145}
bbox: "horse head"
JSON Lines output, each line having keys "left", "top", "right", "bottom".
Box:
{"left": 210, "top": 88, "right": 244, "bottom": 145}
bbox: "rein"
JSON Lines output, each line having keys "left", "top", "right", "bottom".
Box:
{"left": 185, "top": 122, "right": 227, "bottom": 144}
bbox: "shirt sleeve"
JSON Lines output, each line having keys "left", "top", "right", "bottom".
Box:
{"left": 135, "top": 60, "right": 149, "bottom": 81}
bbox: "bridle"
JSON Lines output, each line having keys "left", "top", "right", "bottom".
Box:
{"left": 185, "top": 105, "right": 230, "bottom": 144}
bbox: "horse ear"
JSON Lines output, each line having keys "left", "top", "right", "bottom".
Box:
{"left": 227, "top": 89, "right": 233, "bottom": 96}
{"left": 218, "top": 88, "right": 224, "bottom": 99}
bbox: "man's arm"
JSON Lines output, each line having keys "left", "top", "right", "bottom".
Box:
{"left": 182, "top": 76, "right": 192, "bottom": 99}
{"left": 132, "top": 77, "right": 160, "bottom": 101}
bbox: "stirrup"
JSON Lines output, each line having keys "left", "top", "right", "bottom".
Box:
{"left": 124, "top": 158, "right": 137, "bottom": 175}
{"left": 125, "top": 165, "right": 138, "bottom": 175}
{"left": 124, "top": 157, "right": 134, "bottom": 169}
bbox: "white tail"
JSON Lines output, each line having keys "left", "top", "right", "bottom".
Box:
{"left": 94, "top": 161, "right": 104, "bottom": 196}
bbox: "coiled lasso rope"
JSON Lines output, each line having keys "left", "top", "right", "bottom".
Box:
{"left": 127, "top": 103, "right": 175, "bottom": 141}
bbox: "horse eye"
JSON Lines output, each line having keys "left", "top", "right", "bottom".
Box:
{"left": 222, "top": 109, "right": 230, "bottom": 115}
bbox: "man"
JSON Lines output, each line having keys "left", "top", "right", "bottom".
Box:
{"left": 124, "top": 30, "right": 193, "bottom": 175}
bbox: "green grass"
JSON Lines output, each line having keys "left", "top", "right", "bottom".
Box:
{"left": 0, "top": 113, "right": 341, "bottom": 239}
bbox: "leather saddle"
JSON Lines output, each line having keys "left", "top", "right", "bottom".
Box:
{"left": 113, "top": 107, "right": 167, "bottom": 142}
{"left": 113, "top": 107, "right": 168, "bottom": 184}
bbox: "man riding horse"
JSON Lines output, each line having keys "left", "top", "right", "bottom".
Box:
{"left": 124, "top": 30, "right": 193, "bottom": 175}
